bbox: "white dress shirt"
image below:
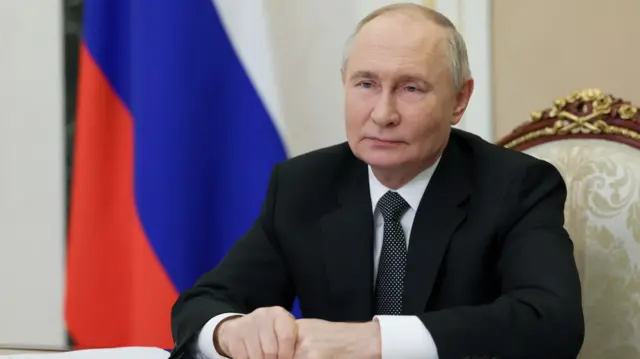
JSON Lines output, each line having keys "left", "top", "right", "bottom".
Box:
{"left": 193, "top": 160, "right": 441, "bottom": 359}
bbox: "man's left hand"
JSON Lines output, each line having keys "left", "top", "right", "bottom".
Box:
{"left": 293, "top": 318, "right": 381, "bottom": 359}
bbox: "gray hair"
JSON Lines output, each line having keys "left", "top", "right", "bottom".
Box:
{"left": 341, "top": 3, "right": 471, "bottom": 91}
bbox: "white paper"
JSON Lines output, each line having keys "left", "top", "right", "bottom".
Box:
{"left": 1, "top": 347, "right": 170, "bottom": 359}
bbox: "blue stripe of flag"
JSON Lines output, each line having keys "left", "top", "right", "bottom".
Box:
{"left": 82, "top": 0, "right": 301, "bottom": 316}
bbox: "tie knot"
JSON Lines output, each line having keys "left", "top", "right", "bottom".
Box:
{"left": 377, "top": 191, "right": 410, "bottom": 222}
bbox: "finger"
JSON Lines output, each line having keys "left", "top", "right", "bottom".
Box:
{"left": 259, "top": 323, "right": 279, "bottom": 359}
{"left": 244, "top": 331, "right": 264, "bottom": 359}
{"left": 226, "top": 338, "right": 248, "bottom": 359}
{"left": 274, "top": 315, "right": 297, "bottom": 359}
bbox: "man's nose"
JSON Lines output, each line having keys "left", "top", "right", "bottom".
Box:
{"left": 370, "top": 92, "right": 399, "bottom": 126}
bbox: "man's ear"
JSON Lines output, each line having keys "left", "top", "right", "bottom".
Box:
{"left": 450, "top": 78, "right": 474, "bottom": 126}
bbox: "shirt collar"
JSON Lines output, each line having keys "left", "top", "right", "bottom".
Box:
{"left": 368, "top": 157, "right": 441, "bottom": 212}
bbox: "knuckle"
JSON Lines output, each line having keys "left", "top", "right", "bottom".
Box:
{"left": 252, "top": 307, "right": 268, "bottom": 315}
{"left": 275, "top": 305, "right": 288, "bottom": 313}
{"left": 227, "top": 319, "right": 243, "bottom": 331}
{"left": 252, "top": 306, "right": 292, "bottom": 320}
{"left": 268, "top": 306, "right": 288, "bottom": 316}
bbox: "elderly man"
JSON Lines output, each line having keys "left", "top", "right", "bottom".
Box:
{"left": 170, "top": 3, "right": 584, "bottom": 359}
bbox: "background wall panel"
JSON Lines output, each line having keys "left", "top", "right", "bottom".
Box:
{"left": 0, "top": 0, "right": 66, "bottom": 348}
{"left": 493, "top": 0, "right": 640, "bottom": 139}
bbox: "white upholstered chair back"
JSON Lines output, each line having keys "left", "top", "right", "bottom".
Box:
{"left": 497, "top": 89, "right": 640, "bottom": 359}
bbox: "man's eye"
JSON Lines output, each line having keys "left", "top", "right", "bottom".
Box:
{"left": 405, "top": 86, "right": 418, "bottom": 92}
{"left": 359, "top": 82, "right": 374, "bottom": 88}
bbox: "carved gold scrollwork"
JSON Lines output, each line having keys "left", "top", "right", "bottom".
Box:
{"left": 619, "top": 104, "right": 638, "bottom": 120}
{"left": 506, "top": 89, "right": 640, "bottom": 149}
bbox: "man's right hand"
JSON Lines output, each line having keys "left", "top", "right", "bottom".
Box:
{"left": 215, "top": 306, "right": 298, "bottom": 359}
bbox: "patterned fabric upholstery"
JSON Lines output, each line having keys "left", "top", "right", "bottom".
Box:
{"left": 496, "top": 89, "right": 640, "bottom": 359}
{"left": 525, "top": 139, "right": 640, "bottom": 358}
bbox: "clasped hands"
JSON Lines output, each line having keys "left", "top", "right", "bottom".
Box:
{"left": 215, "top": 306, "right": 381, "bottom": 359}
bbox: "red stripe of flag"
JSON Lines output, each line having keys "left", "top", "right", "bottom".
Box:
{"left": 64, "top": 44, "right": 177, "bottom": 349}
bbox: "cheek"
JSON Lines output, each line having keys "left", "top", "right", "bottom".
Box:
{"left": 398, "top": 103, "right": 448, "bottom": 143}
{"left": 345, "top": 93, "right": 373, "bottom": 127}
{"left": 399, "top": 104, "right": 440, "bottom": 132}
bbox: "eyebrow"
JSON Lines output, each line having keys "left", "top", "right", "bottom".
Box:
{"left": 396, "top": 74, "right": 429, "bottom": 87}
{"left": 349, "top": 71, "right": 430, "bottom": 87}
{"left": 349, "top": 71, "right": 379, "bottom": 82}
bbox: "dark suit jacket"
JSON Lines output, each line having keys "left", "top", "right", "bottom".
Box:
{"left": 170, "top": 129, "right": 585, "bottom": 359}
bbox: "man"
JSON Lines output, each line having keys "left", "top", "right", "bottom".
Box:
{"left": 170, "top": 3, "right": 584, "bottom": 359}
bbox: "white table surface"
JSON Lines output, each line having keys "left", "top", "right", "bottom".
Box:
{"left": 0, "top": 347, "right": 170, "bottom": 359}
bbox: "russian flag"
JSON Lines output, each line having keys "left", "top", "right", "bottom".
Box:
{"left": 65, "top": 0, "right": 298, "bottom": 349}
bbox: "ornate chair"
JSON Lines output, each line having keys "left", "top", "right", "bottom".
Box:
{"left": 497, "top": 88, "right": 640, "bottom": 359}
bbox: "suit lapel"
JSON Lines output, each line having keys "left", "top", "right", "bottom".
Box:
{"left": 320, "top": 159, "right": 375, "bottom": 322}
{"left": 402, "top": 138, "right": 471, "bottom": 314}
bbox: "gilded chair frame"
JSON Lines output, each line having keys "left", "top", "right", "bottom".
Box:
{"left": 496, "top": 88, "right": 640, "bottom": 151}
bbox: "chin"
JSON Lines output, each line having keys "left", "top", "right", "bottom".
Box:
{"left": 357, "top": 150, "right": 407, "bottom": 169}
{"left": 349, "top": 140, "right": 410, "bottom": 167}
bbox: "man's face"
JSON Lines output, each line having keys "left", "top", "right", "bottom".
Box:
{"left": 343, "top": 12, "right": 473, "bottom": 172}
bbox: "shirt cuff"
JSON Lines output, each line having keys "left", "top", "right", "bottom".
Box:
{"left": 194, "top": 313, "right": 245, "bottom": 359}
{"left": 373, "top": 315, "right": 439, "bottom": 359}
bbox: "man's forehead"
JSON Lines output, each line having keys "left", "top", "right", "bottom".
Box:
{"left": 351, "top": 13, "right": 446, "bottom": 57}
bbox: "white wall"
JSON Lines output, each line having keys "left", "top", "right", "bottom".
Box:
{"left": 263, "top": 0, "right": 351, "bottom": 156}
{"left": 0, "top": 0, "right": 66, "bottom": 349}
{"left": 435, "top": 0, "right": 493, "bottom": 141}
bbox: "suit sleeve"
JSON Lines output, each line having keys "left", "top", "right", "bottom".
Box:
{"left": 417, "top": 159, "right": 585, "bottom": 359}
{"left": 169, "top": 164, "right": 295, "bottom": 357}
